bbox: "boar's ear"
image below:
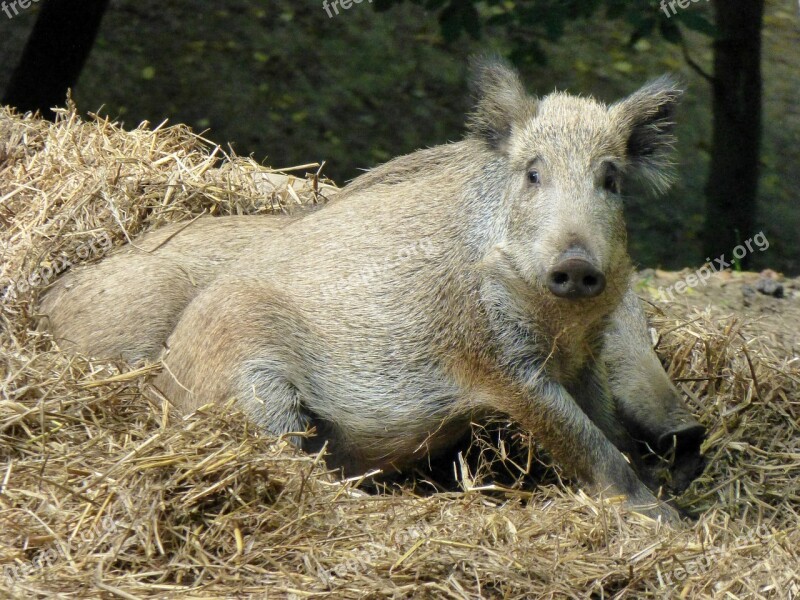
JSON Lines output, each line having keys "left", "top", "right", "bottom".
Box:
{"left": 610, "top": 75, "right": 682, "bottom": 193}
{"left": 466, "top": 55, "right": 538, "bottom": 152}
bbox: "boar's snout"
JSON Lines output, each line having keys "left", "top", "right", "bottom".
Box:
{"left": 546, "top": 247, "right": 606, "bottom": 299}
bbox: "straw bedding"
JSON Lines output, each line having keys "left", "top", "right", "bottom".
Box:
{"left": 0, "top": 107, "right": 798, "bottom": 599}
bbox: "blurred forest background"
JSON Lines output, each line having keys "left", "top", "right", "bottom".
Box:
{"left": 0, "top": 0, "right": 797, "bottom": 273}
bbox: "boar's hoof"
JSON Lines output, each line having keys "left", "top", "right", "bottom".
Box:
{"left": 657, "top": 422, "right": 706, "bottom": 493}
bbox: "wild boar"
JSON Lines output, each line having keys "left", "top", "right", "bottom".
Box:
{"left": 41, "top": 57, "right": 705, "bottom": 521}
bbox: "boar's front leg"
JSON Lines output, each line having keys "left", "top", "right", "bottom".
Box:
{"left": 493, "top": 377, "right": 680, "bottom": 523}
{"left": 603, "top": 288, "right": 706, "bottom": 494}
{"left": 565, "top": 360, "right": 659, "bottom": 491}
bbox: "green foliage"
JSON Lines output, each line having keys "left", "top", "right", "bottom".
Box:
{"left": 373, "top": 0, "right": 715, "bottom": 64}
{"left": 2, "top": 0, "right": 793, "bottom": 272}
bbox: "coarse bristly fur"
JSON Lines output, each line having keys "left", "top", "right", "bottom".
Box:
{"left": 40, "top": 56, "right": 704, "bottom": 523}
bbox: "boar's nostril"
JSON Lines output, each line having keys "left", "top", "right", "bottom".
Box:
{"left": 582, "top": 272, "right": 606, "bottom": 296}
{"left": 553, "top": 272, "right": 569, "bottom": 286}
{"left": 546, "top": 259, "right": 606, "bottom": 299}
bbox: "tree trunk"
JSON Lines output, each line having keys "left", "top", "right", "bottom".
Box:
{"left": 2, "top": 0, "right": 110, "bottom": 119}
{"left": 703, "top": 0, "right": 764, "bottom": 266}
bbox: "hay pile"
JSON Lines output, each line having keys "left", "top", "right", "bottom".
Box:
{"left": 1, "top": 107, "right": 798, "bottom": 599}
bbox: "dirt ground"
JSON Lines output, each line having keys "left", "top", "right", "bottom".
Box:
{"left": 636, "top": 268, "right": 800, "bottom": 358}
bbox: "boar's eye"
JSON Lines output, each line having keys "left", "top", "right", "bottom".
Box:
{"left": 603, "top": 164, "right": 621, "bottom": 194}
{"left": 527, "top": 169, "right": 541, "bottom": 185}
